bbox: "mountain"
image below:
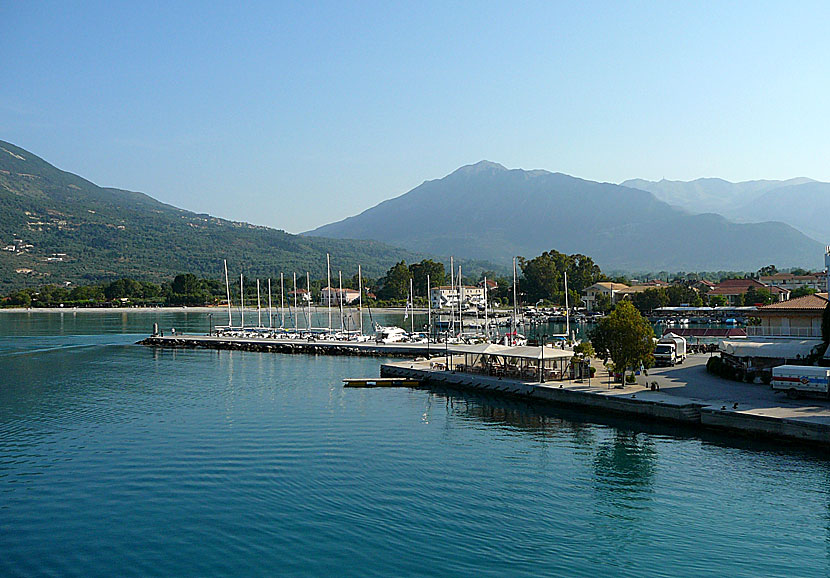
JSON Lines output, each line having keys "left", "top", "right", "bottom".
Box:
{"left": 306, "top": 161, "right": 824, "bottom": 271}
{"left": 0, "top": 140, "right": 426, "bottom": 293}
{"left": 732, "top": 181, "right": 830, "bottom": 242}
{"left": 622, "top": 177, "right": 816, "bottom": 220}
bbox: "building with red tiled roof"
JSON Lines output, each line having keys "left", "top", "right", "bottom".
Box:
{"left": 707, "top": 278, "right": 789, "bottom": 306}
{"left": 760, "top": 272, "right": 826, "bottom": 292}
{"left": 748, "top": 292, "right": 829, "bottom": 339}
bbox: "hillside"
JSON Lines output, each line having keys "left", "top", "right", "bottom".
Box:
{"left": 306, "top": 161, "right": 824, "bottom": 271}
{"left": 0, "top": 141, "right": 426, "bottom": 292}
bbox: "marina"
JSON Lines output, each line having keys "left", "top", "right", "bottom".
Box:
{"left": 139, "top": 327, "right": 830, "bottom": 445}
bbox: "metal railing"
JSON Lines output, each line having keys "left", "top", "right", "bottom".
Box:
{"left": 745, "top": 326, "right": 820, "bottom": 338}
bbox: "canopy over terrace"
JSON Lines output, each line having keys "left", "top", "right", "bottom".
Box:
{"left": 719, "top": 339, "right": 823, "bottom": 370}
{"left": 448, "top": 343, "right": 575, "bottom": 381}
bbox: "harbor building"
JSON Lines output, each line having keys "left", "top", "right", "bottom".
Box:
{"left": 429, "top": 285, "right": 485, "bottom": 309}
{"left": 320, "top": 287, "right": 361, "bottom": 305}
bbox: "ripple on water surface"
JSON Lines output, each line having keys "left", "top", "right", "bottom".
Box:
{"left": 1, "top": 317, "right": 830, "bottom": 577}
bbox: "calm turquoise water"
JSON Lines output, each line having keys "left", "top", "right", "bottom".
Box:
{"left": 1, "top": 311, "right": 830, "bottom": 577}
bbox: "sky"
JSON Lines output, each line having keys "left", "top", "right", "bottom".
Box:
{"left": 3, "top": 1, "right": 830, "bottom": 233}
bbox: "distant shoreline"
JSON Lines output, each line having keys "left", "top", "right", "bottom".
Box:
{"left": 0, "top": 306, "right": 432, "bottom": 314}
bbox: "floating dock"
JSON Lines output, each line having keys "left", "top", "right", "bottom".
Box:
{"left": 139, "top": 334, "right": 437, "bottom": 357}
{"left": 343, "top": 377, "right": 422, "bottom": 388}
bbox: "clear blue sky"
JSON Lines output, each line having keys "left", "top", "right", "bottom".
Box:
{"left": 3, "top": 1, "right": 830, "bottom": 232}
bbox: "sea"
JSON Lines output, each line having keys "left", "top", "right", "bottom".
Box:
{"left": 1, "top": 309, "right": 829, "bottom": 577}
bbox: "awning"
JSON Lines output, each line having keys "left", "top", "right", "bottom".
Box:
{"left": 448, "top": 343, "right": 574, "bottom": 360}
{"left": 498, "top": 345, "right": 574, "bottom": 360}
{"left": 448, "top": 343, "right": 512, "bottom": 355}
{"left": 719, "top": 339, "right": 823, "bottom": 359}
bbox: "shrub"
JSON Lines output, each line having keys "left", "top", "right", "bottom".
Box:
{"left": 625, "top": 373, "right": 637, "bottom": 384}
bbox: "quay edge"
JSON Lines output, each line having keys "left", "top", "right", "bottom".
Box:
{"left": 138, "top": 334, "right": 434, "bottom": 357}
{"left": 380, "top": 361, "right": 830, "bottom": 445}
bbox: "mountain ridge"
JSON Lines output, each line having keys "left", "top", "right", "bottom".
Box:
{"left": 0, "top": 140, "right": 436, "bottom": 292}
{"left": 307, "top": 161, "right": 823, "bottom": 270}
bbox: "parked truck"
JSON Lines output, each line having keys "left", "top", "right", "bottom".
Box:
{"left": 654, "top": 333, "right": 687, "bottom": 367}
{"left": 771, "top": 365, "right": 830, "bottom": 399}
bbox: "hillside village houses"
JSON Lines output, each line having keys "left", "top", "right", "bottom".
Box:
{"left": 429, "top": 285, "right": 485, "bottom": 309}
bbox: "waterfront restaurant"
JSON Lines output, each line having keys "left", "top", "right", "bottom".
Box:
{"left": 445, "top": 343, "right": 575, "bottom": 382}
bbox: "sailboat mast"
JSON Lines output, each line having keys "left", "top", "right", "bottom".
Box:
{"left": 427, "top": 274, "right": 431, "bottom": 343}
{"left": 240, "top": 273, "right": 245, "bottom": 329}
{"left": 564, "top": 271, "right": 570, "bottom": 341}
{"left": 338, "top": 270, "right": 344, "bottom": 331}
{"left": 484, "top": 275, "right": 488, "bottom": 340}
{"left": 358, "top": 264, "right": 363, "bottom": 336}
{"left": 458, "top": 265, "right": 463, "bottom": 337}
{"left": 327, "top": 253, "right": 332, "bottom": 333}
{"left": 410, "top": 277, "right": 415, "bottom": 335}
{"left": 293, "top": 272, "right": 298, "bottom": 330}
{"left": 450, "top": 256, "right": 455, "bottom": 336}
{"left": 512, "top": 258, "right": 517, "bottom": 343}
{"left": 280, "top": 273, "right": 285, "bottom": 329}
{"left": 224, "top": 259, "right": 232, "bottom": 328}
{"left": 268, "top": 278, "right": 273, "bottom": 329}
{"left": 257, "top": 279, "right": 262, "bottom": 328}
{"left": 306, "top": 272, "right": 311, "bottom": 330}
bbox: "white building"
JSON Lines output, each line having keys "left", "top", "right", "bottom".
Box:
{"left": 320, "top": 286, "right": 361, "bottom": 305}
{"left": 581, "top": 282, "right": 630, "bottom": 311}
{"left": 429, "top": 285, "right": 485, "bottom": 309}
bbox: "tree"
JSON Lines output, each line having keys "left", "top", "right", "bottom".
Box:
{"left": 518, "top": 250, "right": 604, "bottom": 304}
{"left": 744, "top": 286, "right": 773, "bottom": 306}
{"left": 104, "top": 278, "right": 144, "bottom": 300}
{"left": 409, "top": 259, "right": 445, "bottom": 296}
{"left": 573, "top": 341, "right": 595, "bottom": 358}
{"left": 757, "top": 265, "right": 778, "bottom": 277}
{"left": 631, "top": 288, "right": 669, "bottom": 314}
{"left": 708, "top": 294, "right": 727, "bottom": 307}
{"left": 588, "top": 301, "right": 654, "bottom": 380}
{"left": 170, "top": 273, "right": 208, "bottom": 306}
{"left": 8, "top": 290, "right": 31, "bottom": 307}
{"left": 791, "top": 286, "right": 817, "bottom": 298}
{"left": 377, "top": 261, "right": 411, "bottom": 301}
{"left": 594, "top": 293, "right": 613, "bottom": 314}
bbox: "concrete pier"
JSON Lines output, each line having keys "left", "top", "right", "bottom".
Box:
{"left": 139, "top": 334, "right": 437, "bottom": 357}
{"left": 380, "top": 356, "right": 830, "bottom": 444}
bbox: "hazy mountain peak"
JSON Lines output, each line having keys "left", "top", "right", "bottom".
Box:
{"left": 307, "top": 162, "right": 822, "bottom": 270}
{"left": 452, "top": 160, "right": 508, "bottom": 175}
